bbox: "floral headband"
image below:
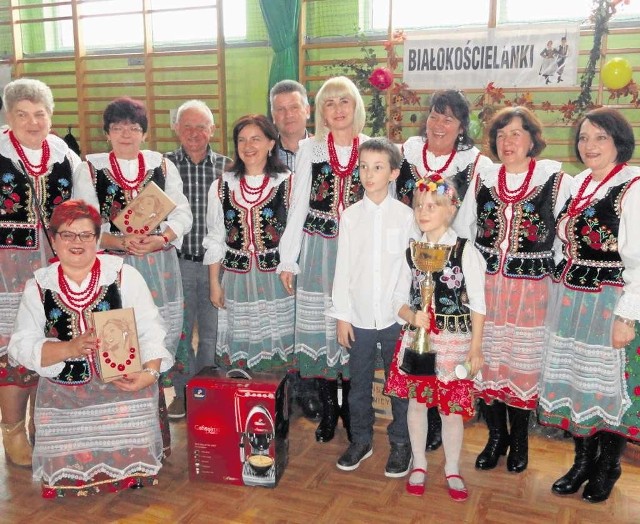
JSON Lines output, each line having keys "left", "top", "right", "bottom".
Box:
{"left": 416, "top": 174, "right": 460, "bottom": 207}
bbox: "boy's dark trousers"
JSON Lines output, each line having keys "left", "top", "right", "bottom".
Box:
{"left": 347, "top": 323, "right": 409, "bottom": 446}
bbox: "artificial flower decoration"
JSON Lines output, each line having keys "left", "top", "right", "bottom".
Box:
{"left": 368, "top": 67, "right": 394, "bottom": 91}
{"left": 415, "top": 175, "right": 460, "bottom": 207}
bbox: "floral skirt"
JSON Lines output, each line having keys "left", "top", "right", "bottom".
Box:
{"left": 476, "top": 274, "right": 551, "bottom": 409}
{"left": 538, "top": 284, "right": 639, "bottom": 440}
{"left": 33, "top": 376, "right": 164, "bottom": 497}
{"left": 385, "top": 327, "right": 476, "bottom": 419}
{"left": 0, "top": 240, "right": 52, "bottom": 387}
{"left": 216, "top": 266, "right": 294, "bottom": 372}
{"left": 291, "top": 233, "right": 348, "bottom": 379}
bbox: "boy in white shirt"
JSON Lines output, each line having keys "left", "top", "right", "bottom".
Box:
{"left": 327, "top": 138, "right": 418, "bottom": 475}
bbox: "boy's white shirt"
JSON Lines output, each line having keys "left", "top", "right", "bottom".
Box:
{"left": 326, "top": 192, "right": 420, "bottom": 329}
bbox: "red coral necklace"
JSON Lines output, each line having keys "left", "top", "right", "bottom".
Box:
{"left": 109, "top": 152, "right": 146, "bottom": 192}
{"left": 239, "top": 175, "right": 270, "bottom": 204}
{"left": 102, "top": 345, "right": 137, "bottom": 373}
{"left": 327, "top": 133, "right": 359, "bottom": 178}
{"left": 57, "top": 258, "right": 101, "bottom": 309}
{"left": 496, "top": 158, "right": 536, "bottom": 204}
{"left": 566, "top": 163, "right": 625, "bottom": 217}
{"left": 9, "top": 130, "right": 50, "bottom": 177}
{"left": 422, "top": 142, "right": 456, "bottom": 175}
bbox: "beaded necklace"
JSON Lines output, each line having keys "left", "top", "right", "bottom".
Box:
{"left": 566, "top": 163, "right": 625, "bottom": 217}
{"left": 57, "top": 258, "right": 101, "bottom": 310}
{"left": 9, "top": 130, "right": 50, "bottom": 177}
{"left": 102, "top": 344, "right": 137, "bottom": 373}
{"left": 109, "top": 152, "right": 146, "bottom": 192}
{"left": 327, "top": 133, "right": 359, "bottom": 178}
{"left": 496, "top": 158, "right": 536, "bottom": 204}
{"left": 239, "top": 175, "right": 270, "bottom": 205}
{"left": 422, "top": 142, "right": 456, "bottom": 175}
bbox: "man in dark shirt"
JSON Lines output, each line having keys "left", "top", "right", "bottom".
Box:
{"left": 165, "top": 100, "right": 231, "bottom": 418}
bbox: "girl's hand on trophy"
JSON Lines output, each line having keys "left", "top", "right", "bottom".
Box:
{"left": 412, "top": 310, "right": 430, "bottom": 329}
{"left": 337, "top": 320, "right": 354, "bottom": 349}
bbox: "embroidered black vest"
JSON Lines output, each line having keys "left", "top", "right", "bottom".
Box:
{"left": 303, "top": 161, "right": 363, "bottom": 238}
{"left": 89, "top": 161, "right": 166, "bottom": 234}
{"left": 0, "top": 155, "right": 73, "bottom": 249}
{"left": 219, "top": 177, "right": 289, "bottom": 273}
{"left": 42, "top": 275, "right": 123, "bottom": 385}
{"left": 474, "top": 171, "right": 563, "bottom": 279}
{"left": 554, "top": 180, "right": 635, "bottom": 291}
{"left": 406, "top": 238, "right": 472, "bottom": 334}
{"left": 396, "top": 157, "right": 475, "bottom": 207}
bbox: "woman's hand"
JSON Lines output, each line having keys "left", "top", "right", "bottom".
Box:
{"left": 210, "top": 282, "right": 225, "bottom": 309}
{"left": 71, "top": 330, "right": 98, "bottom": 359}
{"left": 612, "top": 318, "right": 636, "bottom": 350}
{"left": 112, "top": 369, "right": 157, "bottom": 392}
{"left": 126, "top": 234, "right": 163, "bottom": 256}
{"left": 280, "top": 271, "right": 295, "bottom": 296}
{"left": 337, "top": 320, "right": 354, "bottom": 349}
{"left": 412, "top": 310, "right": 430, "bottom": 329}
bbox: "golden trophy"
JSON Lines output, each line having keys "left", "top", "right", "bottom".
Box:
{"left": 400, "top": 241, "right": 452, "bottom": 376}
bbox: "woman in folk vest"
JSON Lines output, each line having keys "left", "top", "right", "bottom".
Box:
{"left": 204, "top": 114, "right": 293, "bottom": 371}
{"left": 454, "top": 106, "right": 571, "bottom": 474}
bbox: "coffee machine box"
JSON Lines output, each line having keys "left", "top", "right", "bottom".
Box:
{"left": 186, "top": 367, "right": 289, "bottom": 487}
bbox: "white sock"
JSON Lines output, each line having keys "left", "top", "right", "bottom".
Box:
{"left": 441, "top": 412, "right": 465, "bottom": 490}
{"left": 407, "top": 398, "right": 428, "bottom": 484}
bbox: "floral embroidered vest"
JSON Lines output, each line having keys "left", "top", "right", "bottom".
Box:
{"left": 554, "top": 180, "right": 636, "bottom": 291}
{"left": 396, "top": 157, "right": 475, "bottom": 207}
{"left": 41, "top": 275, "right": 122, "bottom": 385}
{"left": 407, "top": 238, "right": 472, "bottom": 334}
{"left": 219, "top": 177, "right": 289, "bottom": 273}
{"left": 89, "top": 161, "right": 166, "bottom": 234}
{"left": 0, "top": 155, "right": 73, "bottom": 249}
{"left": 474, "top": 171, "right": 563, "bottom": 279}
{"left": 303, "top": 161, "right": 363, "bottom": 238}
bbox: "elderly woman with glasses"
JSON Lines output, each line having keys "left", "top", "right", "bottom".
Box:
{"left": 74, "top": 97, "right": 192, "bottom": 455}
{"left": 9, "top": 199, "right": 173, "bottom": 497}
{"left": 0, "top": 78, "right": 91, "bottom": 467}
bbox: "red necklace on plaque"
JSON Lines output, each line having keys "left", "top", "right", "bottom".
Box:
{"left": 327, "top": 133, "right": 359, "bottom": 178}
{"left": 109, "top": 151, "right": 146, "bottom": 192}
{"left": 57, "top": 258, "right": 101, "bottom": 309}
{"left": 9, "top": 130, "right": 50, "bottom": 177}
{"left": 422, "top": 142, "right": 456, "bottom": 175}
{"left": 239, "top": 175, "right": 270, "bottom": 204}
{"left": 496, "top": 158, "right": 536, "bottom": 204}
{"left": 566, "top": 163, "right": 625, "bottom": 217}
{"left": 102, "top": 345, "right": 137, "bottom": 372}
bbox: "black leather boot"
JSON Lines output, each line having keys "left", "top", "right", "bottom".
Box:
{"left": 315, "top": 379, "right": 339, "bottom": 443}
{"left": 582, "top": 432, "right": 626, "bottom": 503}
{"left": 339, "top": 379, "right": 352, "bottom": 442}
{"left": 552, "top": 435, "right": 599, "bottom": 495}
{"left": 475, "top": 401, "right": 509, "bottom": 470}
{"left": 299, "top": 377, "right": 322, "bottom": 421}
{"left": 506, "top": 406, "right": 530, "bottom": 473}
{"left": 425, "top": 406, "right": 442, "bottom": 451}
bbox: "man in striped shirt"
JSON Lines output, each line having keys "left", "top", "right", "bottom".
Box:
{"left": 165, "top": 100, "right": 231, "bottom": 418}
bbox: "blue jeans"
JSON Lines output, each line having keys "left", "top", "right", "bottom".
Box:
{"left": 172, "top": 257, "right": 218, "bottom": 398}
{"left": 348, "top": 323, "right": 408, "bottom": 445}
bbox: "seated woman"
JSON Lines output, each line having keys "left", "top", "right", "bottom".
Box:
{"left": 8, "top": 200, "right": 173, "bottom": 498}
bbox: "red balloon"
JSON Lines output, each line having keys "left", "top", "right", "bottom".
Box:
{"left": 369, "top": 67, "right": 394, "bottom": 90}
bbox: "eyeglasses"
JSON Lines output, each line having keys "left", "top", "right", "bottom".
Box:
{"left": 109, "top": 125, "right": 144, "bottom": 134}
{"left": 56, "top": 231, "right": 97, "bottom": 243}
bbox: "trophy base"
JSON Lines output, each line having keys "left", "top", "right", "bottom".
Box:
{"left": 399, "top": 350, "right": 436, "bottom": 376}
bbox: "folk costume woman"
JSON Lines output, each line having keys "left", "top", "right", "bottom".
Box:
{"left": 0, "top": 78, "right": 86, "bottom": 467}
{"left": 386, "top": 175, "right": 486, "bottom": 500}
{"left": 539, "top": 108, "right": 640, "bottom": 503}
{"left": 394, "top": 89, "right": 491, "bottom": 452}
{"left": 8, "top": 200, "right": 173, "bottom": 497}
{"left": 395, "top": 90, "right": 492, "bottom": 206}
{"left": 204, "top": 115, "right": 293, "bottom": 371}
{"left": 74, "top": 97, "right": 192, "bottom": 358}
{"left": 454, "top": 106, "right": 570, "bottom": 473}
{"left": 277, "top": 76, "right": 368, "bottom": 443}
